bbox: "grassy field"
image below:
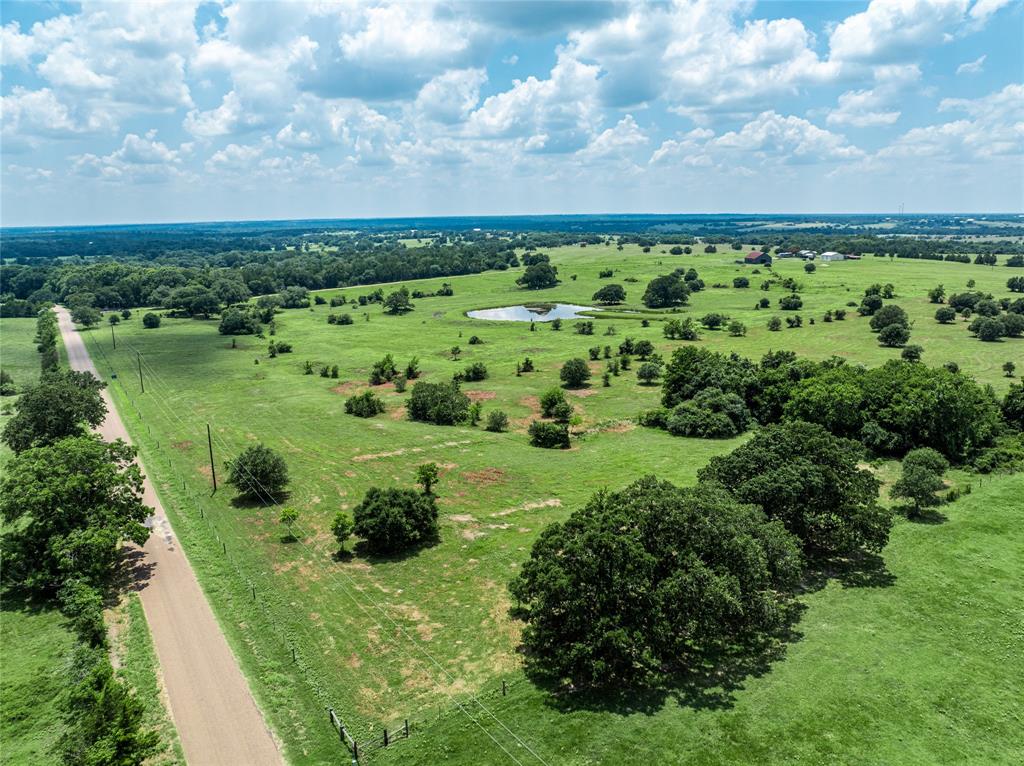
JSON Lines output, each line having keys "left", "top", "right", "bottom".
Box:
{"left": 28, "top": 245, "right": 1024, "bottom": 764}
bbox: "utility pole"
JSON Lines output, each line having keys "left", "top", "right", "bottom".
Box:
{"left": 207, "top": 423, "right": 217, "bottom": 492}
{"left": 111, "top": 323, "right": 116, "bottom": 350}
{"left": 137, "top": 352, "right": 145, "bottom": 393}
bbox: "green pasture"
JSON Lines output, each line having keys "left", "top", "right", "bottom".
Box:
{"left": 12, "top": 245, "right": 1023, "bottom": 764}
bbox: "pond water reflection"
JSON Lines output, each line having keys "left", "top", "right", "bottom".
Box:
{"left": 466, "top": 304, "right": 598, "bottom": 322}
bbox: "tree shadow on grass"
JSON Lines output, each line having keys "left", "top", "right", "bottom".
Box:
{"left": 799, "top": 549, "right": 896, "bottom": 593}
{"left": 535, "top": 602, "right": 807, "bottom": 717}
{"left": 353, "top": 536, "right": 440, "bottom": 564}
{"left": 229, "top": 490, "right": 290, "bottom": 510}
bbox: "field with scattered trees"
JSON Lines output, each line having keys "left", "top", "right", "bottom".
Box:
{"left": 2, "top": 238, "right": 1023, "bottom": 765}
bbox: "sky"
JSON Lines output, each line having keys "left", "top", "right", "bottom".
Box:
{"left": 1, "top": 0, "right": 1022, "bottom": 226}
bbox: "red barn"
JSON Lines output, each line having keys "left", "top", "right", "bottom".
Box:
{"left": 744, "top": 251, "right": 772, "bottom": 265}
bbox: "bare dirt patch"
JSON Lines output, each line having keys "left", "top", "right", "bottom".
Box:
{"left": 448, "top": 514, "right": 476, "bottom": 523}
{"left": 465, "top": 390, "right": 496, "bottom": 402}
{"left": 463, "top": 467, "right": 507, "bottom": 487}
{"left": 330, "top": 381, "right": 364, "bottom": 395}
{"left": 569, "top": 387, "right": 598, "bottom": 398}
{"left": 492, "top": 498, "right": 562, "bottom": 517}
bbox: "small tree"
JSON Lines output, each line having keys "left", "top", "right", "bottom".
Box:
{"left": 485, "top": 410, "right": 509, "bottom": 432}
{"left": 637, "top": 362, "right": 661, "bottom": 385}
{"left": 416, "top": 462, "right": 440, "bottom": 495}
{"left": 142, "top": 312, "right": 161, "bottom": 329}
{"left": 891, "top": 448, "right": 948, "bottom": 518}
{"left": 901, "top": 345, "right": 924, "bottom": 363}
{"left": 560, "top": 358, "right": 592, "bottom": 388}
{"left": 279, "top": 507, "right": 299, "bottom": 541}
{"left": 353, "top": 487, "right": 439, "bottom": 554}
{"left": 331, "top": 511, "right": 354, "bottom": 553}
{"left": 592, "top": 284, "right": 626, "bottom": 304}
{"left": 384, "top": 286, "right": 414, "bottom": 314}
{"left": 225, "top": 444, "right": 289, "bottom": 502}
{"left": 108, "top": 314, "right": 120, "bottom": 325}
{"left": 728, "top": 320, "right": 747, "bottom": 337}
{"left": 345, "top": 391, "right": 386, "bottom": 418}
{"left": 1004, "top": 361, "right": 1017, "bottom": 378}
{"left": 528, "top": 421, "right": 570, "bottom": 449}
{"left": 935, "top": 306, "right": 957, "bottom": 324}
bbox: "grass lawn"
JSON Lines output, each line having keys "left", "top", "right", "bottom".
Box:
{"left": 43, "top": 245, "right": 1024, "bottom": 764}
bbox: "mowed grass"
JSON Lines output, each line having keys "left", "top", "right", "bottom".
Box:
{"left": 61, "top": 245, "right": 1023, "bottom": 764}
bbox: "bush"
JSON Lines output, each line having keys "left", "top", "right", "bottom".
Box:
{"left": 331, "top": 511, "right": 354, "bottom": 552}
{"left": 637, "top": 362, "right": 661, "bottom": 385}
{"left": 935, "top": 306, "right": 957, "bottom": 323}
{"left": 142, "top": 313, "right": 161, "bottom": 329}
{"left": 353, "top": 487, "right": 439, "bottom": 554}
{"left": 369, "top": 353, "right": 398, "bottom": 385}
{"left": 779, "top": 294, "right": 803, "bottom": 310}
{"left": 225, "top": 444, "right": 289, "bottom": 501}
{"left": 560, "top": 358, "right": 592, "bottom": 388}
{"left": 508, "top": 476, "right": 801, "bottom": 686}
{"left": 665, "top": 388, "right": 750, "bottom": 439}
{"left": 485, "top": 410, "right": 509, "bottom": 432}
{"left": 528, "top": 421, "right": 570, "bottom": 449}
{"left": 728, "top": 320, "right": 747, "bottom": 337}
{"left": 733, "top": 276, "right": 750, "bottom": 288}
{"left": 700, "top": 420, "right": 890, "bottom": 556}
{"left": 700, "top": 312, "right": 728, "bottom": 329}
{"left": 768, "top": 316, "right": 782, "bottom": 331}
{"left": 407, "top": 381, "right": 470, "bottom": 425}
{"left": 878, "top": 323, "right": 910, "bottom": 347}
{"left": 970, "top": 317, "right": 1005, "bottom": 342}
{"left": 540, "top": 387, "right": 567, "bottom": 417}
{"left": 345, "top": 391, "right": 386, "bottom": 418}
{"left": 462, "top": 362, "right": 488, "bottom": 382}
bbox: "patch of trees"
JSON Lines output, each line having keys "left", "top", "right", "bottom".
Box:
{"left": 2, "top": 368, "right": 107, "bottom": 453}
{"left": 407, "top": 381, "right": 470, "bottom": 425}
{"left": 384, "top": 286, "right": 414, "bottom": 314}
{"left": 218, "top": 307, "right": 261, "bottom": 335}
{"left": 652, "top": 346, "right": 1002, "bottom": 461}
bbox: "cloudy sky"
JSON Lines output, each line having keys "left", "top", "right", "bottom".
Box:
{"left": 2, "top": 0, "right": 1022, "bottom": 226}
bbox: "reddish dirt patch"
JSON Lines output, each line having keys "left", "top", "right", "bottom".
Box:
{"left": 172, "top": 440, "right": 194, "bottom": 450}
{"left": 388, "top": 406, "right": 406, "bottom": 420}
{"left": 465, "top": 390, "right": 496, "bottom": 402}
{"left": 518, "top": 395, "right": 541, "bottom": 415}
{"left": 569, "top": 388, "right": 598, "bottom": 398}
{"left": 463, "top": 467, "right": 507, "bottom": 487}
{"left": 330, "top": 381, "right": 364, "bottom": 395}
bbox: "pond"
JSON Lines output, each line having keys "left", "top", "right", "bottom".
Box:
{"left": 466, "top": 303, "right": 598, "bottom": 322}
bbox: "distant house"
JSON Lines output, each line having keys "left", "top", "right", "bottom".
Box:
{"left": 798, "top": 249, "right": 816, "bottom": 260}
{"left": 820, "top": 251, "right": 844, "bottom": 262}
{"left": 744, "top": 250, "right": 772, "bottom": 265}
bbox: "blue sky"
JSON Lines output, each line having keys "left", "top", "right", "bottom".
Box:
{"left": 2, "top": 0, "right": 1021, "bottom": 226}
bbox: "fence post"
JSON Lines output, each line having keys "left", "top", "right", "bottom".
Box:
{"left": 404, "top": 719, "right": 409, "bottom": 737}
{"left": 502, "top": 680, "right": 507, "bottom": 696}
{"left": 383, "top": 728, "right": 389, "bottom": 747}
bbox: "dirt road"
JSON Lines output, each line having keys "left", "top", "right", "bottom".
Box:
{"left": 56, "top": 307, "right": 283, "bottom": 766}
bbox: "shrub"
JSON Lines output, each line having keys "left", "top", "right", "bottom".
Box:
{"left": 935, "top": 306, "right": 957, "bottom": 323}
{"left": 560, "top": 358, "right": 592, "bottom": 388}
{"left": 485, "top": 410, "right": 509, "bottom": 432}
{"left": 768, "top": 316, "right": 782, "bottom": 331}
{"left": 468, "top": 335, "right": 483, "bottom": 345}
{"left": 540, "top": 387, "right": 567, "bottom": 417}
{"left": 574, "top": 321, "right": 594, "bottom": 335}
{"left": 407, "top": 381, "right": 470, "bottom": 425}
{"left": 345, "top": 391, "right": 386, "bottom": 418}
{"left": 700, "top": 312, "right": 728, "bottom": 329}
{"left": 528, "top": 421, "right": 570, "bottom": 449}
{"left": 225, "top": 444, "right": 289, "bottom": 501}
{"left": 337, "top": 313, "right": 354, "bottom": 325}
{"left": 901, "top": 345, "right": 924, "bottom": 362}
{"left": 878, "top": 323, "right": 910, "bottom": 347}
{"left": 637, "top": 362, "right": 661, "bottom": 385}
{"left": 508, "top": 476, "right": 801, "bottom": 686}
{"left": 353, "top": 487, "right": 439, "bottom": 554}
{"left": 733, "top": 276, "right": 750, "bottom": 288}
{"left": 142, "top": 313, "right": 161, "bottom": 328}
{"left": 728, "top": 320, "right": 747, "bottom": 337}
{"left": 462, "top": 362, "right": 488, "bottom": 382}
{"left": 779, "top": 294, "right": 803, "bottom": 310}
{"left": 369, "top": 353, "right": 398, "bottom": 385}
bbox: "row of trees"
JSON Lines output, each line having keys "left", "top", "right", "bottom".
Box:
{"left": 0, "top": 349, "right": 159, "bottom": 763}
